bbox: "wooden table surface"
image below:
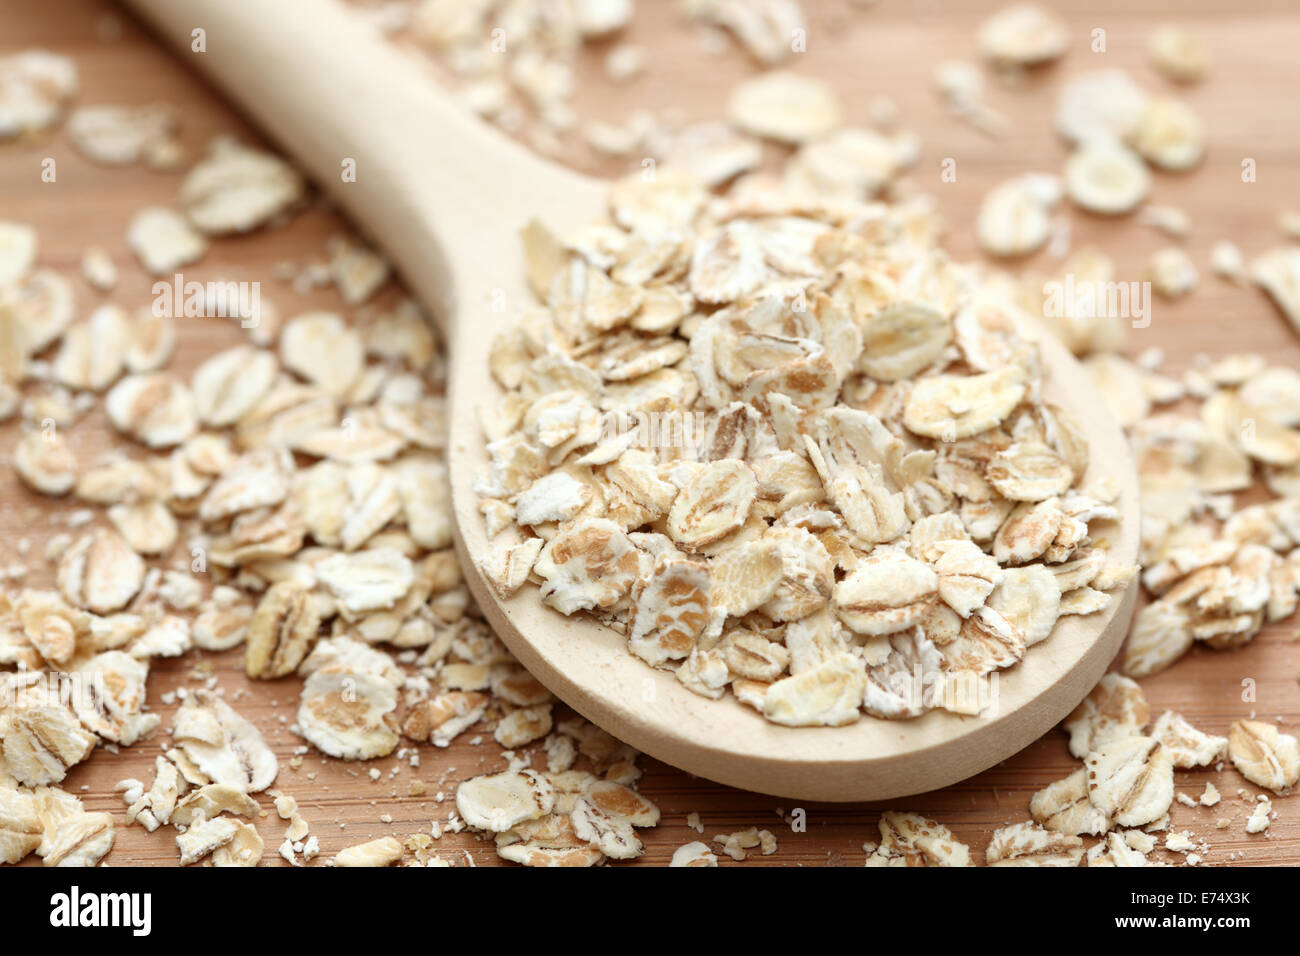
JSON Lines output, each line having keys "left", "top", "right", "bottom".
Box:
{"left": 3, "top": 0, "right": 1300, "bottom": 866}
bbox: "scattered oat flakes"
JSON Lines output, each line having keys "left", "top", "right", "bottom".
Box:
{"left": 178, "top": 138, "right": 305, "bottom": 235}
{"left": 1251, "top": 247, "right": 1300, "bottom": 335}
{"left": 670, "top": 840, "right": 718, "bottom": 866}
{"left": 1148, "top": 25, "right": 1207, "bottom": 84}
{"left": 66, "top": 104, "right": 175, "bottom": 166}
{"left": 985, "top": 821, "right": 1084, "bottom": 866}
{"left": 1227, "top": 720, "right": 1300, "bottom": 794}
{"left": 1150, "top": 711, "right": 1227, "bottom": 769}
{"left": 0, "top": 51, "right": 77, "bottom": 140}
{"left": 13, "top": 428, "right": 77, "bottom": 496}
{"left": 1064, "top": 140, "right": 1150, "bottom": 215}
{"left": 864, "top": 812, "right": 971, "bottom": 867}
{"left": 976, "top": 174, "right": 1061, "bottom": 258}
{"left": 1055, "top": 69, "right": 1149, "bottom": 145}
{"left": 727, "top": 71, "right": 842, "bottom": 143}
{"left": 977, "top": 5, "right": 1067, "bottom": 67}
{"left": 1147, "top": 247, "right": 1198, "bottom": 298}
{"left": 1211, "top": 240, "right": 1245, "bottom": 282}
{"left": 126, "top": 207, "right": 208, "bottom": 276}
{"left": 1084, "top": 735, "right": 1175, "bottom": 828}
{"left": 1063, "top": 674, "right": 1149, "bottom": 759}
{"left": 298, "top": 667, "right": 399, "bottom": 760}
{"left": 1132, "top": 98, "right": 1205, "bottom": 171}
{"left": 333, "top": 835, "right": 403, "bottom": 867}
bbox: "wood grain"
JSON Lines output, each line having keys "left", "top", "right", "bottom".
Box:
{"left": 2, "top": 0, "right": 1299, "bottom": 865}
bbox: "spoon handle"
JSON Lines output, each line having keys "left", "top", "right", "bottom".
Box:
{"left": 119, "top": 0, "right": 595, "bottom": 342}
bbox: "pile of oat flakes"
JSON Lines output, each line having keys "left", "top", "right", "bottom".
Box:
{"left": 2, "top": 1, "right": 1300, "bottom": 868}
{"left": 464, "top": 1, "right": 1300, "bottom": 863}
{"left": 0, "top": 43, "right": 671, "bottom": 868}
{"left": 474, "top": 165, "right": 1135, "bottom": 727}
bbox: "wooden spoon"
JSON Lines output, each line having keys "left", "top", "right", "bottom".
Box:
{"left": 122, "top": 0, "right": 1141, "bottom": 800}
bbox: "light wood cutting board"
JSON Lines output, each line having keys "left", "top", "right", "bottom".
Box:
{"left": 2, "top": 0, "right": 1299, "bottom": 865}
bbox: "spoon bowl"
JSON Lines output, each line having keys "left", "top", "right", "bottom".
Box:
{"left": 124, "top": 0, "right": 1140, "bottom": 800}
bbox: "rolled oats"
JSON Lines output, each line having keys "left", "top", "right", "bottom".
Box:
{"left": 1227, "top": 720, "right": 1300, "bottom": 794}
{"left": 985, "top": 821, "right": 1084, "bottom": 866}
{"left": 1151, "top": 711, "right": 1227, "bottom": 769}
{"left": 192, "top": 346, "right": 279, "bottom": 427}
{"left": 1121, "top": 599, "right": 1194, "bottom": 678}
{"left": 73, "top": 650, "right": 159, "bottom": 746}
{"left": 1149, "top": 25, "right": 1207, "bottom": 83}
{"left": 1055, "top": 69, "right": 1149, "bottom": 145}
{"left": 52, "top": 305, "right": 129, "bottom": 392}
{"left": 0, "top": 51, "right": 77, "bottom": 140}
{"left": 457, "top": 770, "right": 555, "bottom": 833}
{"left": 688, "top": 0, "right": 805, "bottom": 65}
{"left": 856, "top": 301, "right": 950, "bottom": 381}
{"left": 280, "top": 310, "right": 365, "bottom": 398}
{"left": 14, "top": 428, "right": 76, "bottom": 496}
{"left": 864, "top": 811, "right": 971, "bottom": 867}
{"left": 16, "top": 590, "right": 87, "bottom": 666}
{"left": 66, "top": 104, "right": 175, "bottom": 166}
{"left": 172, "top": 692, "right": 277, "bottom": 793}
{"left": 987, "top": 564, "right": 1060, "bottom": 647}
{"left": 834, "top": 550, "right": 937, "bottom": 636}
{"left": 494, "top": 705, "right": 553, "bottom": 748}
{"left": 670, "top": 840, "right": 718, "bottom": 867}
{"left": 1063, "top": 674, "right": 1149, "bottom": 759}
{"left": 763, "top": 653, "right": 865, "bottom": 727}
{"left": 570, "top": 782, "right": 656, "bottom": 860}
{"left": 977, "top": 5, "right": 1067, "bottom": 66}
{"left": 1251, "top": 247, "right": 1300, "bottom": 334}
{"left": 178, "top": 139, "right": 305, "bottom": 235}
{"left": 333, "top": 835, "right": 402, "bottom": 867}
{"left": 106, "top": 372, "right": 198, "bottom": 448}
{"left": 1084, "top": 735, "right": 1175, "bottom": 827}
{"left": 1064, "top": 140, "right": 1150, "bottom": 216}
{"left": 57, "top": 528, "right": 146, "bottom": 614}
{"left": 628, "top": 555, "right": 712, "bottom": 666}
{"left": 106, "top": 499, "right": 177, "bottom": 555}
{"left": 0, "top": 785, "right": 43, "bottom": 864}
{"left": 470, "top": 143, "right": 1133, "bottom": 725}
{"left": 479, "top": 536, "right": 545, "bottom": 600}
{"left": 1, "top": 701, "right": 97, "bottom": 786}
{"left": 903, "top": 366, "right": 1027, "bottom": 440}
{"left": 1132, "top": 99, "right": 1205, "bottom": 172}
{"left": 727, "top": 71, "right": 841, "bottom": 143}
{"left": 298, "top": 667, "right": 399, "bottom": 759}
{"left": 126, "top": 207, "right": 208, "bottom": 276}
{"left": 244, "top": 581, "right": 321, "bottom": 679}
{"left": 1058, "top": 586, "right": 1111, "bottom": 616}
{"left": 534, "top": 518, "right": 640, "bottom": 614}
{"left": 1086, "top": 831, "right": 1153, "bottom": 867}
{"left": 0, "top": 221, "right": 36, "bottom": 286}
{"left": 316, "top": 547, "right": 414, "bottom": 614}
{"left": 668, "top": 459, "right": 757, "bottom": 549}
{"left": 39, "top": 806, "right": 115, "bottom": 867}
{"left": 977, "top": 174, "right": 1060, "bottom": 258}
{"left": 1030, "top": 769, "right": 1111, "bottom": 836}
{"left": 205, "top": 821, "right": 263, "bottom": 867}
